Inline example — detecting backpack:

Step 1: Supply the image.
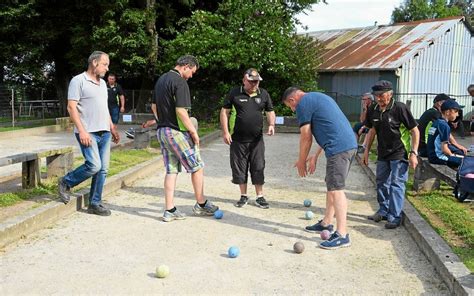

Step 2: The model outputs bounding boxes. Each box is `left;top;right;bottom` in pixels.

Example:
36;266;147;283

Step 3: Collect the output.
454;155;474;202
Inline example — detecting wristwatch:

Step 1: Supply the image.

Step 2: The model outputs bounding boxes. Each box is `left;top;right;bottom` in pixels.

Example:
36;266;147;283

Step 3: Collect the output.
409;150;418;156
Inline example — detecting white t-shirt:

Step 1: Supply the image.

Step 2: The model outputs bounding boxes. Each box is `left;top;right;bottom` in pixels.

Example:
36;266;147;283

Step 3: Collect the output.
68;72;110;133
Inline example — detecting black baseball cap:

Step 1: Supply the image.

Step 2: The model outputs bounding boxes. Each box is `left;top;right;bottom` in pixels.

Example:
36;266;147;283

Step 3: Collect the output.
433;93;450;104
371;80;393;95
244;68;263;81
441;100;461;111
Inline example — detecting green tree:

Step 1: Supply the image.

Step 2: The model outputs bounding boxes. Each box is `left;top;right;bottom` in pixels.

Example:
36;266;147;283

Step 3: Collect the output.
160;0;324;119
392;0;464;23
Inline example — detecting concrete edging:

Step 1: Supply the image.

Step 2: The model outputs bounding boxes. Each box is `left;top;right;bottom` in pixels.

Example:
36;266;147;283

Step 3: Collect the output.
0;130;221;249
355;154;473;295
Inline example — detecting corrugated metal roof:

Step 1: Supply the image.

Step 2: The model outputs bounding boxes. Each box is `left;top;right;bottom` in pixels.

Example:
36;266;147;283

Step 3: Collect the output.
306;16;470;71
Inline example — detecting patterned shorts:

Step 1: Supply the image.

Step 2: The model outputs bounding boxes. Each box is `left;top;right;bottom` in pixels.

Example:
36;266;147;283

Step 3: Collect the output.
157;127;204;174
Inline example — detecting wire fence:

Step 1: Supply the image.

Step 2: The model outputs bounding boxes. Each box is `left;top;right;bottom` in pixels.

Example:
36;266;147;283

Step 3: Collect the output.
1;85;472;127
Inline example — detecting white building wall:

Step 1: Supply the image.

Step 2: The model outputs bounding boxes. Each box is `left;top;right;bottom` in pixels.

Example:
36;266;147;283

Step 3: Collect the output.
398;22;473;119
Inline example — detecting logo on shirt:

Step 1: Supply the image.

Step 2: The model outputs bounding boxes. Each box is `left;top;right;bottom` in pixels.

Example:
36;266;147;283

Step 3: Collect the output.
239;99;248;102
254;97;261;104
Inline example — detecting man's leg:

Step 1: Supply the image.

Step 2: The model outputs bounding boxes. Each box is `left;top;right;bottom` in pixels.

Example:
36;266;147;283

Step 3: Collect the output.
330;190;348;236
385;160;409;228
371;160;391;220
249;139;268;208
164;173;178;210
231;141;250;207
191;168;205;204
89;132;111;206
321;193;336;226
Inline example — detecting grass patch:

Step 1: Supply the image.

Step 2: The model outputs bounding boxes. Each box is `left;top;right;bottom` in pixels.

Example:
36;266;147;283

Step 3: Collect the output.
407;185;474;272
0;119;56;132
0;182;57;207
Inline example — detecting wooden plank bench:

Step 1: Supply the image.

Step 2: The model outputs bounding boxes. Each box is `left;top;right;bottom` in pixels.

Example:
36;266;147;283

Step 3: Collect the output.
0;147;74;189
413;157;457;191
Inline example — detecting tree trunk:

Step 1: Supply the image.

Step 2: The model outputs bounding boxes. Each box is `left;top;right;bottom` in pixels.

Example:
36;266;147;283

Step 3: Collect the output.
135;0;158;112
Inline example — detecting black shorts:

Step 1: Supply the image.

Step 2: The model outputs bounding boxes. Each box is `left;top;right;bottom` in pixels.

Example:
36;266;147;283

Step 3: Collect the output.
230;138;265;185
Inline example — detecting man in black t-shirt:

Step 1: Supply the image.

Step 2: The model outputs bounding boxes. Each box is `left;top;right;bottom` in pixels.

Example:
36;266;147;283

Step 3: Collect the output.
106;73;125;126
417;94;448;157
154;55;218;222
220;68;276;209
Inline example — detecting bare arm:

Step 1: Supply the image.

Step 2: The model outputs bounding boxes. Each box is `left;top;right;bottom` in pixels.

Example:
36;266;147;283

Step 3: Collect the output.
67;100;91;146
119;95;125;113
449;134;467;154
266;111;276;136
176;107;199;145
362;128;376;166
295;124;313;177
220;108;232;144
409;127;419;169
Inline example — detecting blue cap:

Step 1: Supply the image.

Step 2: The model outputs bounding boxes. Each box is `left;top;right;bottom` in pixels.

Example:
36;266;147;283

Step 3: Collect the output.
441;100;461;111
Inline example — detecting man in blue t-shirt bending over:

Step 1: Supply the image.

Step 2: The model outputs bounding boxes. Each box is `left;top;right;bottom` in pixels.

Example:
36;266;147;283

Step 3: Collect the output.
282;87;357;250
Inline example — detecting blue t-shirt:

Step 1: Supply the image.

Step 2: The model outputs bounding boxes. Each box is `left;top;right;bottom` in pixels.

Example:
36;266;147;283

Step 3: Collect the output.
296;92;357;157
427;118;450;162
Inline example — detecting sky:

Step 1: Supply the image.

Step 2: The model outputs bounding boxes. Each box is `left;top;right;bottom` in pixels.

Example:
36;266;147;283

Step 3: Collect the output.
296;0;404;33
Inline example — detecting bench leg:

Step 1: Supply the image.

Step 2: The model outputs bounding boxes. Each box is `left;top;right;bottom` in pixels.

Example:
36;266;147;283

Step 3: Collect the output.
46;152;73;179
22;159;40;189
413;160;440;192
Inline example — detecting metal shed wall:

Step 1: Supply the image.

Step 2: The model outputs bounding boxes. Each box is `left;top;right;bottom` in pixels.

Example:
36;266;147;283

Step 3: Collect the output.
398;21;474;119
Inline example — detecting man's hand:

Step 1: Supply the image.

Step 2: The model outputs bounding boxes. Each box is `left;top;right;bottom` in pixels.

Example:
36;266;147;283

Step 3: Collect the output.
190;131;200;146
362;150;369;166
78;130;92;147
267;125;275;136
222;131;232;145
409;154;418;169
111;128;120;144
306;154;318;174
142;119;156;128
294;159;307;177
120;107;125;113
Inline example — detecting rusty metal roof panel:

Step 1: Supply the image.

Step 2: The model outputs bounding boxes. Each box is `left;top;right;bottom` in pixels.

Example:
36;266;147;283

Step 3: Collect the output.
306;17;467;71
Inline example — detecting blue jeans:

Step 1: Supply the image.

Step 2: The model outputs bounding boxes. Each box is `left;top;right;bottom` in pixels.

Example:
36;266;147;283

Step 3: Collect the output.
375;159;409;225
109;106;119;124
63;131;111;206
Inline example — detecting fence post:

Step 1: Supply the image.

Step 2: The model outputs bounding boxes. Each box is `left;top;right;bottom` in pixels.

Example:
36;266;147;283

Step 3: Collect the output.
425;94;428;111
11;89;15;127
41;88;45;121
132;90;135;115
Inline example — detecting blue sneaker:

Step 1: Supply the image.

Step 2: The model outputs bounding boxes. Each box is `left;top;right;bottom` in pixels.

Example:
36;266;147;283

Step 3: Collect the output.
305;220;334;233
319;231;351;250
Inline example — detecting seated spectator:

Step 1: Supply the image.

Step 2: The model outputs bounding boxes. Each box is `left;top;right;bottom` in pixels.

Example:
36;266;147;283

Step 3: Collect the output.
427;100;467;169
417;94;449;157
468;84;474;136
353;93;374;153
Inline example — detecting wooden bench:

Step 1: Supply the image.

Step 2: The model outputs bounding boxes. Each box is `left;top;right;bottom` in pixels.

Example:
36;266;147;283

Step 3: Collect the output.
413;157;457;191
0;147;74;189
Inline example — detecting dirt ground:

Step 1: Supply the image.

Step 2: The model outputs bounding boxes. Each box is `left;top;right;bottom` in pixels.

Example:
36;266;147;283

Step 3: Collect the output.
0;133;448;295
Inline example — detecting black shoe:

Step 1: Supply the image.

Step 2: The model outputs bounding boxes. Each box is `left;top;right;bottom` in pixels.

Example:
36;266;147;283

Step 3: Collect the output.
58;177;71;204
385;222;400;229
87;204;111;216
125;129;135;139
255;196;269;209
234;196;249;208
305;219;334;233
367;213;387;223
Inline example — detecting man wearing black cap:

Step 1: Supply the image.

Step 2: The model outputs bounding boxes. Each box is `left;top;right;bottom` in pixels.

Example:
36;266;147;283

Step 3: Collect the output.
417;94;449;157
362;80;419;229
426;100;466;169
220;68;276;209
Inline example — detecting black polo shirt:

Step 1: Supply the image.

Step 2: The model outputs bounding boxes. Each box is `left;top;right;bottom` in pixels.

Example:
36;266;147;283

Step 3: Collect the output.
223;86;273;142
107;83;124;108
417;107;441;144
154;69;191;131
366;100;417;161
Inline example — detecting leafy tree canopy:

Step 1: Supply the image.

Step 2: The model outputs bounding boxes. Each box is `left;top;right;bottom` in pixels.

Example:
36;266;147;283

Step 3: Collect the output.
391;0;470;23
160;0;324;117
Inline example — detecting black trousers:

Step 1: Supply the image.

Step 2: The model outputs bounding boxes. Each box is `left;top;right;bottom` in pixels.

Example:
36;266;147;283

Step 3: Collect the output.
230;138;265;185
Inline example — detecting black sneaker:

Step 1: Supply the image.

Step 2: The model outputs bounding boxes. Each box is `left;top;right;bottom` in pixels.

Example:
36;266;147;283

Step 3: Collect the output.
255;196;269;209
234;196;249;208
367;213;387;222
87;204;111;216
125;128;135;139
385;221;400;229
305;219;334;233
58;177;71;204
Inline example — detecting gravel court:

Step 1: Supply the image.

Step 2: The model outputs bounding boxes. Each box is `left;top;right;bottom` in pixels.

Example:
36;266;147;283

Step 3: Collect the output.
0;133;448;294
